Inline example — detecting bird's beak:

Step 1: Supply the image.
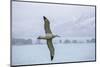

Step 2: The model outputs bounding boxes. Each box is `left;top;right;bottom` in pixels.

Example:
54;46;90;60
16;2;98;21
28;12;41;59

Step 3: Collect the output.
56;35;60;37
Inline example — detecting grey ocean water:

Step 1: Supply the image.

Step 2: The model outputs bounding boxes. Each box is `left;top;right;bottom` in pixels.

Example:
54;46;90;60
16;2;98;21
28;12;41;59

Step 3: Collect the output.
12;42;95;65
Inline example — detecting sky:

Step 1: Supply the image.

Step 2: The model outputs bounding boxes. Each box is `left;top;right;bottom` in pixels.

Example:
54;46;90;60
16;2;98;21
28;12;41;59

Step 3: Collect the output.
12;1;95;39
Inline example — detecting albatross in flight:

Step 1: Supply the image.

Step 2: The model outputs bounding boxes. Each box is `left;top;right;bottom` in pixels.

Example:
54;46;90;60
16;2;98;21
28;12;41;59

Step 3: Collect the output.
37;16;59;61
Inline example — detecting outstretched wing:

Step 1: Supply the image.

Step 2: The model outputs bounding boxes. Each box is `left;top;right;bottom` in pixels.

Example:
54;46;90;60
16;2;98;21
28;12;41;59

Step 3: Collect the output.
43;16;52;34
47;39;55;61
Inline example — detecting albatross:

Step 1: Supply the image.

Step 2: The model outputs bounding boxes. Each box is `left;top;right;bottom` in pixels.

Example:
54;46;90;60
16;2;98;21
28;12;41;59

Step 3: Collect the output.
37;16;59;61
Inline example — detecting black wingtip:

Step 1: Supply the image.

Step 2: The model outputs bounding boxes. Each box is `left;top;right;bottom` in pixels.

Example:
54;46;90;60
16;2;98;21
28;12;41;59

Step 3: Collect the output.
43;16;46;20
51;55;54;61
11;66;18;67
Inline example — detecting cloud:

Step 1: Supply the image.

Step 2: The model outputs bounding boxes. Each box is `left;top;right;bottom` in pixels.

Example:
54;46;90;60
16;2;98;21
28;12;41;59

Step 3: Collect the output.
12;1;95;38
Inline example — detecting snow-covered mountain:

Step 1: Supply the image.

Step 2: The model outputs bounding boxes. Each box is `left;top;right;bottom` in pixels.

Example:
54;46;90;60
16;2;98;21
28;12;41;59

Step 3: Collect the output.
54;16;95;37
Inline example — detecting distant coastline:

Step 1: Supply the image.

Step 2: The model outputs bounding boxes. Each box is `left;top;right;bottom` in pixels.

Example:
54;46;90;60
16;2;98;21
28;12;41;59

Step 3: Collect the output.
12;37;95;45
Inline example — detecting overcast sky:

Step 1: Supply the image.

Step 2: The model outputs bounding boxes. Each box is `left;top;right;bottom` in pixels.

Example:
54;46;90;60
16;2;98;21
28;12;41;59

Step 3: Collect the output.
12;1;95;39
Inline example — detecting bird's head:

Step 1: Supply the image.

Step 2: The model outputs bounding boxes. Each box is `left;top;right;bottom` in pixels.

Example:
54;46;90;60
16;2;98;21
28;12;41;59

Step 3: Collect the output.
53;35;60;38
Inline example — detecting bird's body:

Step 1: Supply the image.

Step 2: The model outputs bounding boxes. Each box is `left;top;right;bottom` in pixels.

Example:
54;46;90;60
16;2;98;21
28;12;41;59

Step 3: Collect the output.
37;16;59;61
38;33;57;39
